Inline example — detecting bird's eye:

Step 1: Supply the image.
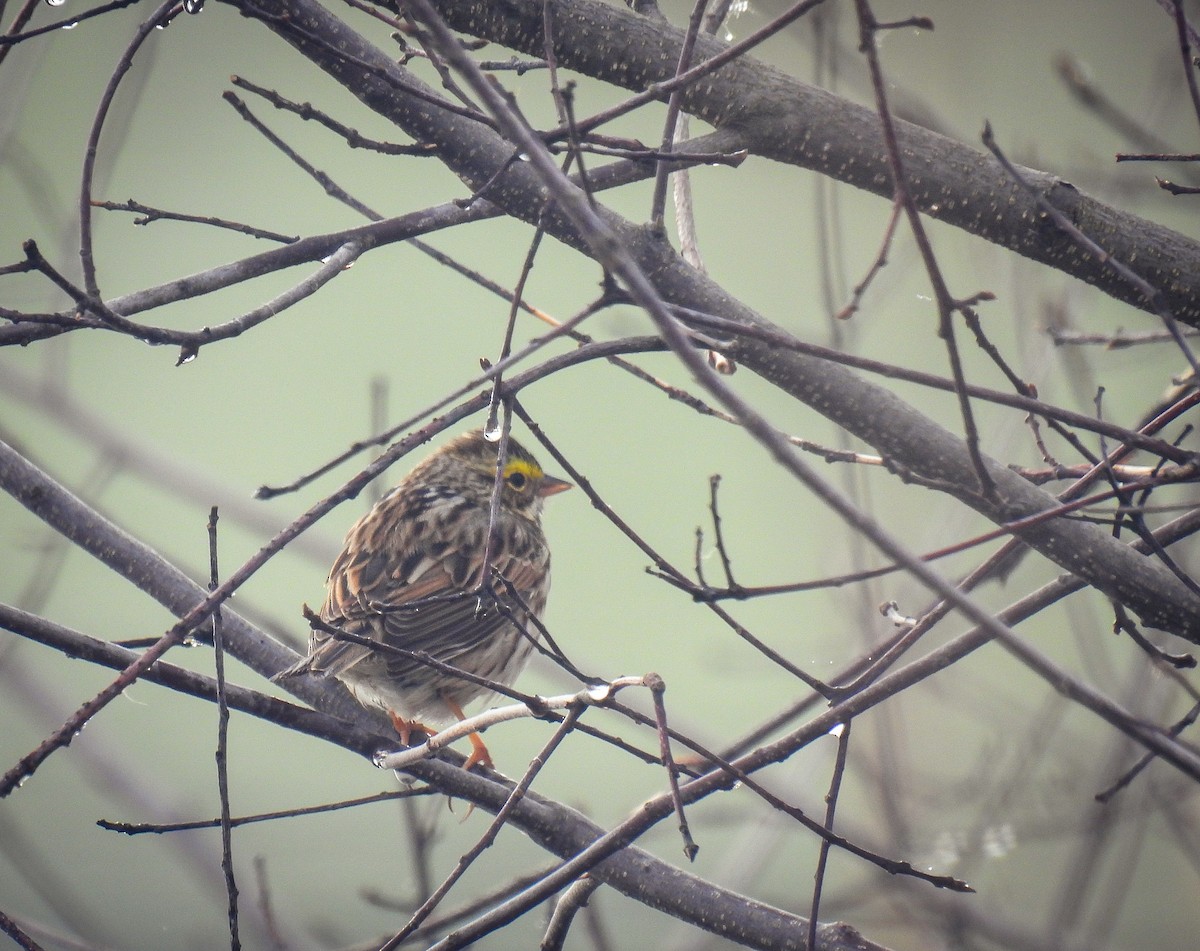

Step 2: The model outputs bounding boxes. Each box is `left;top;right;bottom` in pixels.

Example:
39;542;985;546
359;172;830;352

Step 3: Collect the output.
506;471;528;490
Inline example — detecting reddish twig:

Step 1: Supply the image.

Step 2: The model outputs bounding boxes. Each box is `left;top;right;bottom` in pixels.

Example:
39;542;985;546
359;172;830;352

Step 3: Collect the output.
853;0;995;499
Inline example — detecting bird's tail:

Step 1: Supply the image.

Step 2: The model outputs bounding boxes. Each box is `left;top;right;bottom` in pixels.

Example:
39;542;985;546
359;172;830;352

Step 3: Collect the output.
270;655;317;683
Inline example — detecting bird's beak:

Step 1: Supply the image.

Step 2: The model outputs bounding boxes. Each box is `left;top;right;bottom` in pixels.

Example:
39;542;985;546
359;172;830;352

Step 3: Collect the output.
538;475;573;498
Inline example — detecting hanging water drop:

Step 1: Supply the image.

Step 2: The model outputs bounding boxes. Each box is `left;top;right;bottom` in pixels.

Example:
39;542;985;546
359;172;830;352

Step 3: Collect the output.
371;749;393;768
482;418;502;442
61;19;78;28
45;0;67;7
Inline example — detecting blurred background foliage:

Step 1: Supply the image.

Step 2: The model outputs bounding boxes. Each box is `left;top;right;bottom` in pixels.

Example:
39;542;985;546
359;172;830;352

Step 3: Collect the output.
1;1;1198;949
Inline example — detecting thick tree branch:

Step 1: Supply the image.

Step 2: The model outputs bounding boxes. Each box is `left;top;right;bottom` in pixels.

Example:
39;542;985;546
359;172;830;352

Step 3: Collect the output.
231;0;1200;642
0;443;888;951
417;0;1200;326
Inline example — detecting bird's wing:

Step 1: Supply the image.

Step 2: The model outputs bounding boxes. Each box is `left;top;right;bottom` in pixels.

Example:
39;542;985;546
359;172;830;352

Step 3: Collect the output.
282;537;545;683
376;549;547;683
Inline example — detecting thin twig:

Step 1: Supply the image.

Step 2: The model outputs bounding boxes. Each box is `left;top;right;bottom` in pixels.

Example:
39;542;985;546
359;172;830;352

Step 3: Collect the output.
1155;177;1200;195
835;197;902;320
808;720;852;951
365;865;561;942
540;0;831;143
647;673;698;861
673;306;1192;462
0;409;508;797
1096;699;1200;803
0;0;41;70
91;198;300;243
556;84;604;216
222;91;382;220
707;473;739;591
540;0;570;126
552;140;746;165
485;215;549;434
255;336;666;499
1111;605;1196;670
379;703;587;949
1050;326;1200;347
477;55;548;73
648;0;708;231
79;0;180;297
477;405;516;614
374;681;645;771
18;237;365;363
982;122;1200;378
207;508;241;951
513;404;832;694
1168;0;1200;135
97;788;435;834
489;572;596;685
230;74;437;154
1115;152;1200;162
854;0;995;499
396;6;484;113
0;0;142;45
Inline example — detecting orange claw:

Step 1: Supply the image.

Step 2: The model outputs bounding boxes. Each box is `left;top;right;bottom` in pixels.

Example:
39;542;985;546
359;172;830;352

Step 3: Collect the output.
444;696;493;771
389;702;493;770
462;731;494;771
388;711;432;748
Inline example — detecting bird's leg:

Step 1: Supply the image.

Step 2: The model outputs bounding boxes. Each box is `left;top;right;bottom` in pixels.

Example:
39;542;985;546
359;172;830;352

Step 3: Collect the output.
388;711;432;748
442;695;493;771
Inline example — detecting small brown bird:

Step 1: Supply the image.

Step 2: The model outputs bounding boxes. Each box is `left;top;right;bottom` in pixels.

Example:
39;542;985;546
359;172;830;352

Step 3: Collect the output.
274;429;571;768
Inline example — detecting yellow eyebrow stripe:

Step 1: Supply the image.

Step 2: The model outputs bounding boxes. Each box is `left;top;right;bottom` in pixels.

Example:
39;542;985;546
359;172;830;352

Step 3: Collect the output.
503;459;543;480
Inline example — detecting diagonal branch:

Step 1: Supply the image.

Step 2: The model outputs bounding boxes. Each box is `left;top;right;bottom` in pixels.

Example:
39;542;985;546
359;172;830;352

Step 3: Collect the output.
0;451;889;951
234;0;1200;643
417;0;1200;327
